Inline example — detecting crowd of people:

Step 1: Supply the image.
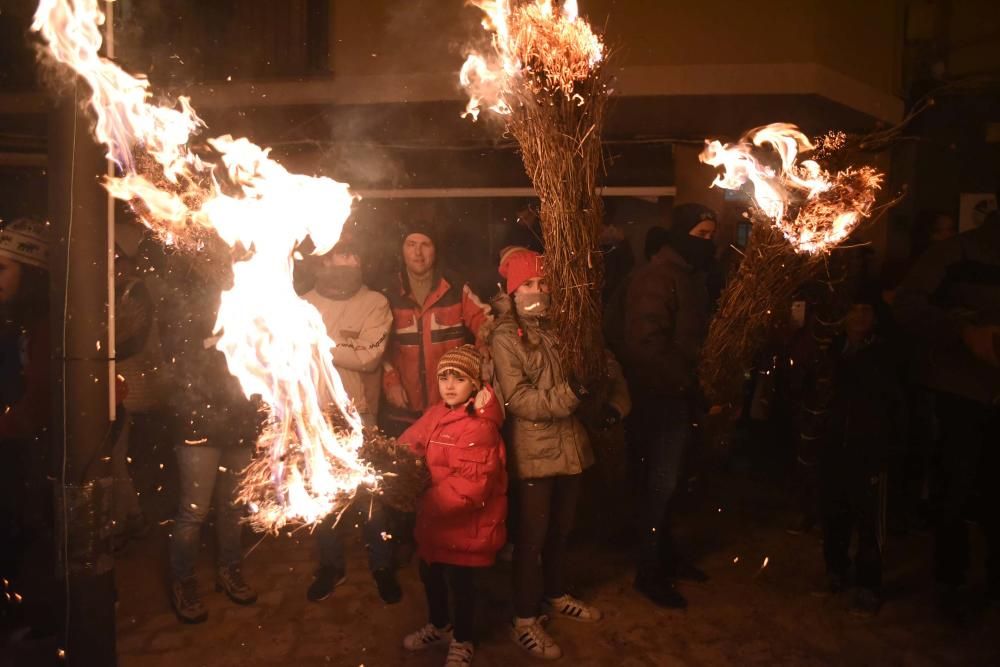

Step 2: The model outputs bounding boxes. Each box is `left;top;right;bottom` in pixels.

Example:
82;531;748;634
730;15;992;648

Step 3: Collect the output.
0;188;997;665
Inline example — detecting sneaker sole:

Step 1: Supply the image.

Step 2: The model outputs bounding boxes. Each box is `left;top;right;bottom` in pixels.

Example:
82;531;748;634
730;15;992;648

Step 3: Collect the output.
403;639;451;652
172;603;207;624
509;630;562;660
215;583;258;605
307;576;347;602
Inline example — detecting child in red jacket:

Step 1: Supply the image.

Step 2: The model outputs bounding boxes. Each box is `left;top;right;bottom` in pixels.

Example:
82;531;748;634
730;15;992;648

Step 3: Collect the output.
399;344;507;667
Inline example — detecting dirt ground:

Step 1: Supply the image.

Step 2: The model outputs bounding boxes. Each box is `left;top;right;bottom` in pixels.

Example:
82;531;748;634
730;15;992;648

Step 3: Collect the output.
106;445;999;667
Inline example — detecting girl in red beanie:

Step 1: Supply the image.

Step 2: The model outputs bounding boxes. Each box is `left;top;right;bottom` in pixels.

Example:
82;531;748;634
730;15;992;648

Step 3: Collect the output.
399;345;507;667
489;246;631;660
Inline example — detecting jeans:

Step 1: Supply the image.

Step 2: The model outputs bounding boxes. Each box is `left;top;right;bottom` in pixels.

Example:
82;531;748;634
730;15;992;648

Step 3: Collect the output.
512;474;582;618
420;560;479;643
635;397;693;573
169;445;252;580
316;489;394;573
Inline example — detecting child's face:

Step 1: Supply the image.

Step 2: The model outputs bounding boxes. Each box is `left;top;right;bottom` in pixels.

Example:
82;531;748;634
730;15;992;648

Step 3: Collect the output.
845;303;875;339
438;370;475;407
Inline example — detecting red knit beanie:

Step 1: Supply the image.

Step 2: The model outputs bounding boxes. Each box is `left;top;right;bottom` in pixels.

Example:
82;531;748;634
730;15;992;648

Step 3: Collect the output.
498;246;544;295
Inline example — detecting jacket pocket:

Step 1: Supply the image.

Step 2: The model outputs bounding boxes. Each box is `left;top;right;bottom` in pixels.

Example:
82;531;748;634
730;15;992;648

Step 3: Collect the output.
455;446;490;487
515;419;562;460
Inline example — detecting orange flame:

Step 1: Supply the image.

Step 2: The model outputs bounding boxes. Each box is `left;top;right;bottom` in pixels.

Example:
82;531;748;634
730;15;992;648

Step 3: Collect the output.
700;123;883;254
33;0;375;530
460;0;604;120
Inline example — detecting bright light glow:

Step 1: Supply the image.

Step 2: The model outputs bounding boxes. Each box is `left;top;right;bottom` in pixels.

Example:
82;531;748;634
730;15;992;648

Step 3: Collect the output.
33;0;375;531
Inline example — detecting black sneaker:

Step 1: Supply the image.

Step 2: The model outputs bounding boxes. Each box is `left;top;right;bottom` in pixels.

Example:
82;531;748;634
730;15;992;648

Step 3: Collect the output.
171;577;208;624
850;588;882;617
987;580;999;606
373;568;402;604
307;565;346;602
634;572;687;609
670;561;709;583
216;564;257;605
812;572;848;597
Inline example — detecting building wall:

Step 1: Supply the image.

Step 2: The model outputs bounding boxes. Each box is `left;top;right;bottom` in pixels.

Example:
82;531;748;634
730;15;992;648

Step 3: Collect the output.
328;0;903;99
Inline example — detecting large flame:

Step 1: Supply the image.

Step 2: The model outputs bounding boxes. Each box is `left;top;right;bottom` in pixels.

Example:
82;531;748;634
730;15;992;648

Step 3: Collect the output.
700;123;883;254
460;0;604;120
33;0;375;530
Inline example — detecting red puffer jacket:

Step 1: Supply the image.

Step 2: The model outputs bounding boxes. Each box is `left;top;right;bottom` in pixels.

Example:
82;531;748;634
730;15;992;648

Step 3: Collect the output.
400;385;507;567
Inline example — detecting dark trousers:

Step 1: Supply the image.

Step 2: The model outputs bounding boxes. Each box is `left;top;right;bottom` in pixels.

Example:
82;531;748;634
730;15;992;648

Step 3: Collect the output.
633;398;693;574
316;489;394;573
420;560;479;643
820;456;885;591
513;474;582;618
933;393;1000;588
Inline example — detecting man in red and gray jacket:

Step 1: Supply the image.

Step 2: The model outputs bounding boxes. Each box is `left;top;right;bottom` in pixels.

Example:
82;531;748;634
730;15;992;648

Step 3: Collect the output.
381;221;492;433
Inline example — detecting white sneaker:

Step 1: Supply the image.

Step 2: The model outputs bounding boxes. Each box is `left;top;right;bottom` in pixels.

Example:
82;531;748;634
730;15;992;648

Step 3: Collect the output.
444;640;474;666
545;594;602;622
510;616;561;660
403;623;453;651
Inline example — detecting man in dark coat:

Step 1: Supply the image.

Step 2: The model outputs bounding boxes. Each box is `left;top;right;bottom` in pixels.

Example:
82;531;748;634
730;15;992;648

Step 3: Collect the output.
622;203;717;609
893;197;1000;611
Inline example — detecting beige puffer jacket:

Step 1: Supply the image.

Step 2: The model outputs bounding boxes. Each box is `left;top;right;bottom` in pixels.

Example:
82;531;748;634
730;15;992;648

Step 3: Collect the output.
488;309;631;480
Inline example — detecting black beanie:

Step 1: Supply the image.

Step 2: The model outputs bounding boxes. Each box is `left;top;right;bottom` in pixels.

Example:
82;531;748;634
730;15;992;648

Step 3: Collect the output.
670;203;718;236
644;225;670;260
400;220;440;249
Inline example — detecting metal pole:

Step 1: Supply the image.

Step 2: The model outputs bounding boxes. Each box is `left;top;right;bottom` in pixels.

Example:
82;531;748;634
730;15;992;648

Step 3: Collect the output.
48;81;117;666
106;0;117;421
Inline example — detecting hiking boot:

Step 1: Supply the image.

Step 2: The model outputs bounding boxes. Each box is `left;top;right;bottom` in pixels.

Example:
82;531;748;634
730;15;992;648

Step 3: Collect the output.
812;572;848;598
850;588;882;617
171;577;208;624
510;616;561;660
669;561;709;583
445;640;474;666
215;564;257;605
306;565;346;602
403;623;453;651
373;567;402;604
634;571;688;609
126;513;150;539
544;593;602;622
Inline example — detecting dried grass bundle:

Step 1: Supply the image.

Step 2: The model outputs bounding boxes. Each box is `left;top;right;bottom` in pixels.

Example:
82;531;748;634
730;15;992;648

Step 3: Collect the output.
357;432;430;513
462;0;610;382
698;128;886;407
698;215;820;406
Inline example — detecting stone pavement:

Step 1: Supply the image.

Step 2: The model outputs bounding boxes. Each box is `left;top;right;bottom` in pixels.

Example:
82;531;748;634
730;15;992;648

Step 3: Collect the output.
113;471;1000;667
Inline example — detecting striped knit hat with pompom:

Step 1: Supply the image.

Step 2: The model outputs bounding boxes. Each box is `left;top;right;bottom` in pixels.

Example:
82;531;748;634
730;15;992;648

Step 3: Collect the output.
436;344;483;390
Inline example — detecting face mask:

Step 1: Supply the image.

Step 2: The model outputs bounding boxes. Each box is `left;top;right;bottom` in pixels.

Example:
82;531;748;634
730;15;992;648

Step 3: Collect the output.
672;234;716;271
316;265;363;298
515;291;550;318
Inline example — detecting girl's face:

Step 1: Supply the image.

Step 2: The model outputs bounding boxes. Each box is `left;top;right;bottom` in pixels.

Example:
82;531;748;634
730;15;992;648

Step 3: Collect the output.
515;276;549;295
438;370;475;407
0;257;23;305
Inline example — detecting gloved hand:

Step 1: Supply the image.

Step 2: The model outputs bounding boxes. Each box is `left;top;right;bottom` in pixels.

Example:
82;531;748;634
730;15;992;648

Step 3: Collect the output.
568;374;590;401
599;403;622;429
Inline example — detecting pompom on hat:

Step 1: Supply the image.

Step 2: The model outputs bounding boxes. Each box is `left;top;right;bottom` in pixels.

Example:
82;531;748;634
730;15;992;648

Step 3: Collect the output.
0;218;50;271
498;245;544;295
